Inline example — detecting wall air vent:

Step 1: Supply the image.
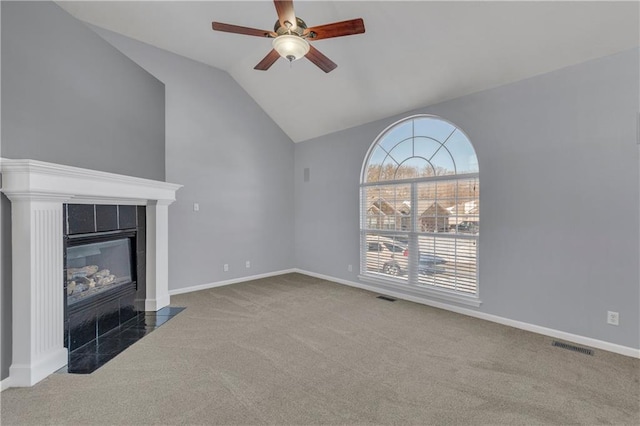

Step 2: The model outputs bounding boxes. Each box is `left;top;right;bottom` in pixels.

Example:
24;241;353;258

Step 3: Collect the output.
376;295;396;302
552;340;594;356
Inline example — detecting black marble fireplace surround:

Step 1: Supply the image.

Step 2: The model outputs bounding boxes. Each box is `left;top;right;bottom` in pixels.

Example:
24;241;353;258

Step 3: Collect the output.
64;204;147;367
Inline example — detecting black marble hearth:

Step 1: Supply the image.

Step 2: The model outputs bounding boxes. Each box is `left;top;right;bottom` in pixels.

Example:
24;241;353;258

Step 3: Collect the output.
65;306;185;374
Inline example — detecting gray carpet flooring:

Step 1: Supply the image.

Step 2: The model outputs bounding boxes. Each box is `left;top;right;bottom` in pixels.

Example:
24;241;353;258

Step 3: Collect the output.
1;273;639;425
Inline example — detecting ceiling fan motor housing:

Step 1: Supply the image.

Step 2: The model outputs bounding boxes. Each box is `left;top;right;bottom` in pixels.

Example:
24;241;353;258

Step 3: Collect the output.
274;17;307;36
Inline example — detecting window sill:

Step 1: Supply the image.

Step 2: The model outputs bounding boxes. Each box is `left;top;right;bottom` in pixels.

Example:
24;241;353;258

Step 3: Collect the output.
358;274;482;308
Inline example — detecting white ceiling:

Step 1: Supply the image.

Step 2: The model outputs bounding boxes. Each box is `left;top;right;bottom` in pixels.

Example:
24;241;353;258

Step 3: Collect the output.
56;1;639;143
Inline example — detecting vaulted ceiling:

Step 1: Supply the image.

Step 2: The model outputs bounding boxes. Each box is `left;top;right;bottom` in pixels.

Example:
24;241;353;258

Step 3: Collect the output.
57;1;639;143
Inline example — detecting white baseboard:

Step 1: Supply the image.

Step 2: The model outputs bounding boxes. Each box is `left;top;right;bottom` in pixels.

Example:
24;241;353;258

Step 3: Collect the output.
293;269;640;359
1;376;12;392
168;269;297;296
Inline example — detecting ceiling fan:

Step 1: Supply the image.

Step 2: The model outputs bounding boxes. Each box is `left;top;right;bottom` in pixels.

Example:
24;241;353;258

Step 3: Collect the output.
212;0;365;73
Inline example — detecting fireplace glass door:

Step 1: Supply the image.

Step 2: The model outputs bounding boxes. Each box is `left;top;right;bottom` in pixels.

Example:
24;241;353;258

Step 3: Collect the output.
66;237;134;305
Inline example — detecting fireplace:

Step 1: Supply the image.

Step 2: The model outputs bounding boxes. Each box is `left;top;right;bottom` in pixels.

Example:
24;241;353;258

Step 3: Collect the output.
63;204;146;352
0;158;181;388
66;236;135;306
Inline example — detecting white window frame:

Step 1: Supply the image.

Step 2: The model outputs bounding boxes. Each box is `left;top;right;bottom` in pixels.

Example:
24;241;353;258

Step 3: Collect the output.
358;114;481;306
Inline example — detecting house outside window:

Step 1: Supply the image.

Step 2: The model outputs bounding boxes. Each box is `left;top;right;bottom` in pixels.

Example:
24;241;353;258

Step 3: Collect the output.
360;115;479;302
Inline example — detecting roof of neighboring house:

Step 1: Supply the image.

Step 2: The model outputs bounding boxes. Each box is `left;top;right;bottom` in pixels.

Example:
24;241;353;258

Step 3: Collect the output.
369;198;409;216
420;202;450;217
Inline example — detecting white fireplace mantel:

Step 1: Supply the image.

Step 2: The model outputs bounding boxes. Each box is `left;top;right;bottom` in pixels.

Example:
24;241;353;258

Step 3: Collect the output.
0;158;182;387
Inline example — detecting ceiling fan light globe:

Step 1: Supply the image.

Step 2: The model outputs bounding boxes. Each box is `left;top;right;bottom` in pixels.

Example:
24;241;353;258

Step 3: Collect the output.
272;35;310;62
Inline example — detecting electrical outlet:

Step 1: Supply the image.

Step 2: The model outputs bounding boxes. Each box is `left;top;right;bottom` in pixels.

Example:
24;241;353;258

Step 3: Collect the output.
193;203;199;212
245;261;250;269
223;264;229;272
347;264;353;272
607;311;619;326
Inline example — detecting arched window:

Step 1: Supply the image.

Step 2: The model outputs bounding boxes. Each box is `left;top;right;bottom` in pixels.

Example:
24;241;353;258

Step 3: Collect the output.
360;115;479;300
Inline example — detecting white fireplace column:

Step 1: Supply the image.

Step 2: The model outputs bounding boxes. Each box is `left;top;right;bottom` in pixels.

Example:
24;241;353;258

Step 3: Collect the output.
8;195;69;386
145;200;171;311
0;158;181;388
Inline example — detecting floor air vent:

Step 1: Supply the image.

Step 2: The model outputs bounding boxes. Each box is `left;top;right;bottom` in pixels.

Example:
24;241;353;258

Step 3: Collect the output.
377;295;396;302
552;340;594;356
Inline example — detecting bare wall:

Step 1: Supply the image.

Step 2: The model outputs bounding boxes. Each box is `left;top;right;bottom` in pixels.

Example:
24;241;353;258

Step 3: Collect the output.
91;26;296;292
294;48;640;350
0;1;166;380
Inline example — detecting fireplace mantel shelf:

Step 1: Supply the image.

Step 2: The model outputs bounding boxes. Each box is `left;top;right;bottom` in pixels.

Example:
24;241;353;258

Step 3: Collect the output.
0;158;182;389
1;158;182;204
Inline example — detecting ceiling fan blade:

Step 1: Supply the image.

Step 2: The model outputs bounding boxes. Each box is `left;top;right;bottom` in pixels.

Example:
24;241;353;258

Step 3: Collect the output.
305;45;337;73
304;18;365;40
274;0;296;29
254;49;281;71
212;22;276;38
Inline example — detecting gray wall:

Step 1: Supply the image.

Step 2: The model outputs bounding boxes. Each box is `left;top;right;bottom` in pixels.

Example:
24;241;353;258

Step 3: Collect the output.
294;48;640;350
1;1;166;380
91;27;295;291
1;2;165;179
0;0;5;384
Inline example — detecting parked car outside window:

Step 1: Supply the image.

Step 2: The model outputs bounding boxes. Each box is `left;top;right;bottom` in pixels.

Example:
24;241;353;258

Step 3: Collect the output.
366;236;445;276
452;221;479;233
